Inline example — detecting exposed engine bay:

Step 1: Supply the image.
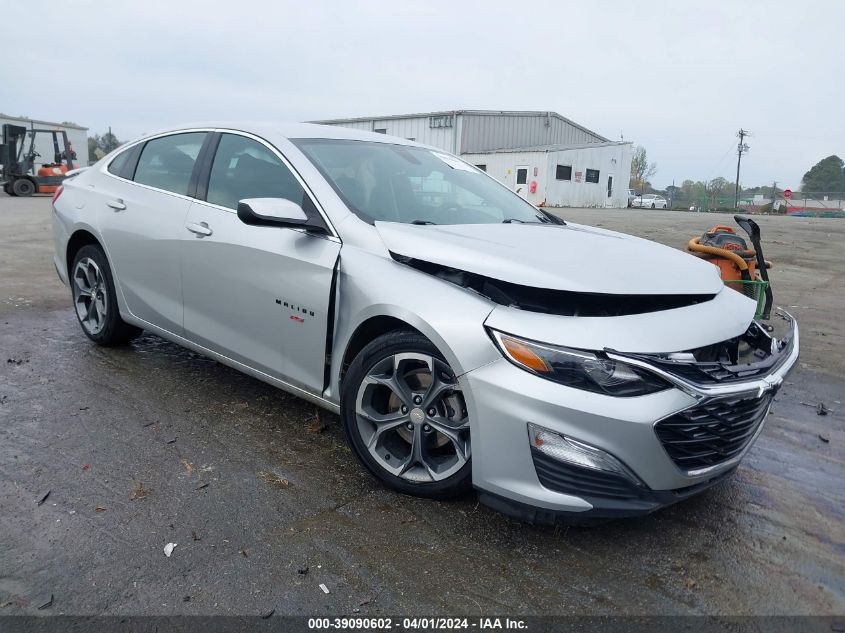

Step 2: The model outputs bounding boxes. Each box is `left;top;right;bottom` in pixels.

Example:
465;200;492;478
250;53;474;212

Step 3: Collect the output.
611;315;797;385
393;254;716;317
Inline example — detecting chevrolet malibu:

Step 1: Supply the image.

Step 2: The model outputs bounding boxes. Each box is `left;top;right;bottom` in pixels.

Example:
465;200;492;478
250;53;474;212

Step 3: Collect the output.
52;124;799;523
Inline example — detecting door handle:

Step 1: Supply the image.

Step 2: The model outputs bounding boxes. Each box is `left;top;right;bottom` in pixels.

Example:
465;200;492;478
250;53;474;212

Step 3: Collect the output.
186;221;213;237
107;199;126;211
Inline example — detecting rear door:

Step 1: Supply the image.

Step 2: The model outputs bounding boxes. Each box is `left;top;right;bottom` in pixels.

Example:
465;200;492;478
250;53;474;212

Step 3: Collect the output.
181;131;340;393
97;131;208;334
514;165;529;199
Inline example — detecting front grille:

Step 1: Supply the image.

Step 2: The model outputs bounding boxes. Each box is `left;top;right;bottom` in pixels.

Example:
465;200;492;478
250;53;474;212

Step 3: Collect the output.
655;393;773;471
531;449;641;500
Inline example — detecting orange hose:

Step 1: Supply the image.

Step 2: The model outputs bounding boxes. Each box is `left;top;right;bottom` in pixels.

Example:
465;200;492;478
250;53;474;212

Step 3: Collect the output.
687;237;750;271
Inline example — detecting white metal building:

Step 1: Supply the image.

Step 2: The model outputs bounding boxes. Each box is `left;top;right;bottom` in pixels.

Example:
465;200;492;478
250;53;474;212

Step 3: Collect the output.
0;114;88;168
313;110;632;208
463;142;632;208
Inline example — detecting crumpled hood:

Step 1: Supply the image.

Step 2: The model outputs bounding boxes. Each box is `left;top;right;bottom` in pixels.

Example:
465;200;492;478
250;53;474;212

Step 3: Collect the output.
375;221;724;295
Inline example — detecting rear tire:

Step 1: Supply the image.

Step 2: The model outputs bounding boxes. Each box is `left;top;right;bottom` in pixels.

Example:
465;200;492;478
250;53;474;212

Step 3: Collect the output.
12;178;35;197
70;245;142;346
341;330;472;499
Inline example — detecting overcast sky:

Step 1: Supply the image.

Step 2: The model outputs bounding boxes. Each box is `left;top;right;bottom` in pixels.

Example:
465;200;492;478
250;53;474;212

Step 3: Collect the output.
3;0;842;188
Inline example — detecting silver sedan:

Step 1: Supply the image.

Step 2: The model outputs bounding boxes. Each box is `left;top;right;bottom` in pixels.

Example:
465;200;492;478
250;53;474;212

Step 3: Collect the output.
632;193;669;209
52;124;798;523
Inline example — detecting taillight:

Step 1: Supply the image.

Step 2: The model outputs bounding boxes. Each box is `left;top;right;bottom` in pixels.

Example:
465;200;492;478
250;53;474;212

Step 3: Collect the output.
52;185;64;204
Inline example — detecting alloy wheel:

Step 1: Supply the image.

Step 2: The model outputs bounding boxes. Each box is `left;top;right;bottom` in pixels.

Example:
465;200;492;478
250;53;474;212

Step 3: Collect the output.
355;352;470;483
73;257;108;335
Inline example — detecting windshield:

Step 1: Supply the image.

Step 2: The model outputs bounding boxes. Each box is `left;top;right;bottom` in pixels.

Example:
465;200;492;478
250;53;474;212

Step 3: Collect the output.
293;139;560;225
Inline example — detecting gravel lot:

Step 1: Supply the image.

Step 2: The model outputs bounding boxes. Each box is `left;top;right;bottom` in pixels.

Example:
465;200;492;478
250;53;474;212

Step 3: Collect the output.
1;195;843;616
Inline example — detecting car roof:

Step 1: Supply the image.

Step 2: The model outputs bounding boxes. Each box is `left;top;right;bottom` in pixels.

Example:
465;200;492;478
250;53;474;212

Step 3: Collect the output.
135;122;421;147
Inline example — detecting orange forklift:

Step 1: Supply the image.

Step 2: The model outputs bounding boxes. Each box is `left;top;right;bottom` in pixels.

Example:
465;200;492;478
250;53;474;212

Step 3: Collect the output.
0;123;77;196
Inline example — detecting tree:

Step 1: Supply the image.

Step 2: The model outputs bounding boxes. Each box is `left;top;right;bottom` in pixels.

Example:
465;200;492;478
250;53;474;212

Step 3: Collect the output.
801;155;845;194
629;145;657;190
87;131;122;162
705;177;729;208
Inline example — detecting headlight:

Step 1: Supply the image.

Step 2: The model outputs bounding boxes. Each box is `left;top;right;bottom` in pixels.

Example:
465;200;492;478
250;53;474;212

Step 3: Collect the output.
489;330;670;397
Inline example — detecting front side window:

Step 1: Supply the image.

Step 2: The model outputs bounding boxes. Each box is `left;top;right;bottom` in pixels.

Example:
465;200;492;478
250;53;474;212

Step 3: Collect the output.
585;168;600;183
133;133;206;195
294;139;559;225
206;134;307;210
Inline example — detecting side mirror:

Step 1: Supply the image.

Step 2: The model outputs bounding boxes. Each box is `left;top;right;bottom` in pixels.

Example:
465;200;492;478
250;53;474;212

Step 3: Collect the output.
237;198;316;230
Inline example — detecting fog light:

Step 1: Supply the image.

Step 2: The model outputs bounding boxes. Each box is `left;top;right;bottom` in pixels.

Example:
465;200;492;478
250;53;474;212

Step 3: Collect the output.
528;423;642;484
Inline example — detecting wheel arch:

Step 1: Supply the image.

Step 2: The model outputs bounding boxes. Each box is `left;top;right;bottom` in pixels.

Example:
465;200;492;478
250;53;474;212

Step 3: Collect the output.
339;315;423;385
66;229;103;275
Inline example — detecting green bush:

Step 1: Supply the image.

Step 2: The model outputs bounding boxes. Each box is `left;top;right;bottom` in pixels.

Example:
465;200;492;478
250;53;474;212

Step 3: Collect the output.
759;202;786;214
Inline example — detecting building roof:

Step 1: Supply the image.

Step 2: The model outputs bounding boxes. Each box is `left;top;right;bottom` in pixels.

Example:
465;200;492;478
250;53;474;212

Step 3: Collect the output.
111;122;425;145
0;113;88;131
311;109;610;143
462;140;631;154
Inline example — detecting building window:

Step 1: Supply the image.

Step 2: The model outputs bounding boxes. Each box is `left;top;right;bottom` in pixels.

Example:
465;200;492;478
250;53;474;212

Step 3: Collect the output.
555;164;572;181
516;167;528;185
429;115;453;128
585;168;600;183
374;128;387;134
474;164;487;172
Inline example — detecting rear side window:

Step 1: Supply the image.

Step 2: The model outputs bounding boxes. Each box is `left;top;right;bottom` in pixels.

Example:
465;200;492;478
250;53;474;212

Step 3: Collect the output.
206;134;307;210
134;133;206;195
107;149;131;176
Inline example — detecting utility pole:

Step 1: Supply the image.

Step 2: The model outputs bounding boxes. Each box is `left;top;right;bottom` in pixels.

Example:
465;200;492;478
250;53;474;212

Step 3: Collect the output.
735;129;750;208
771;181;777;209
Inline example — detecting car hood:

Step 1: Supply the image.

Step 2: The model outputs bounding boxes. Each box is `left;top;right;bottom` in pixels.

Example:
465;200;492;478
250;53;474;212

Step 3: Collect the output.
374;221;724;296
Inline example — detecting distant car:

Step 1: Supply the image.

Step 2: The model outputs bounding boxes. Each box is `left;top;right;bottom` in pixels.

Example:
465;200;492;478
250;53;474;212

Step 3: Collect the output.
627;189;637;208
632;194;668;209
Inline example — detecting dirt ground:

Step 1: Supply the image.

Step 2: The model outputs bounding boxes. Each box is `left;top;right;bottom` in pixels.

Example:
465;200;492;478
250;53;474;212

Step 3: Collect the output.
1;195;843;617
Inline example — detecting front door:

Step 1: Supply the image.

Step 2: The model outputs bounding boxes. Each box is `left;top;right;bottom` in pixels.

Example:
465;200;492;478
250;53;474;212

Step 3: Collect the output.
97;131;208;334
514;165;529;199
181;132;340;393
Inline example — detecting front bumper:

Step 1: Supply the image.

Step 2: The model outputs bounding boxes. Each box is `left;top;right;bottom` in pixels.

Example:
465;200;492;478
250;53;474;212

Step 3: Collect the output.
462;315;799;522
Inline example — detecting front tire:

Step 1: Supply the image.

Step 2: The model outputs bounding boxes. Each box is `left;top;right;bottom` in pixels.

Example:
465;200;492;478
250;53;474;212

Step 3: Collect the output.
71;245;142;346
12;178;35;197
341;330;472;499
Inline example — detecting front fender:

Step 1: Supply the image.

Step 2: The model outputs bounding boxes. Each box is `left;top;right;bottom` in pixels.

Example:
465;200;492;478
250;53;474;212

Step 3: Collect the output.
329;246;500;403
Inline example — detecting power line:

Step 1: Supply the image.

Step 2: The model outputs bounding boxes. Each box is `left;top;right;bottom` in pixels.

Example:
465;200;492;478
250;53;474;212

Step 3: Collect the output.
705;140;739;180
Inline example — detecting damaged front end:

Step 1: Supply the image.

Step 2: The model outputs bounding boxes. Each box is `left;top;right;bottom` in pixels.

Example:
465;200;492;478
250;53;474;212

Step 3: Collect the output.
606;313;799;476
606;312;798;397
393;254;717;317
